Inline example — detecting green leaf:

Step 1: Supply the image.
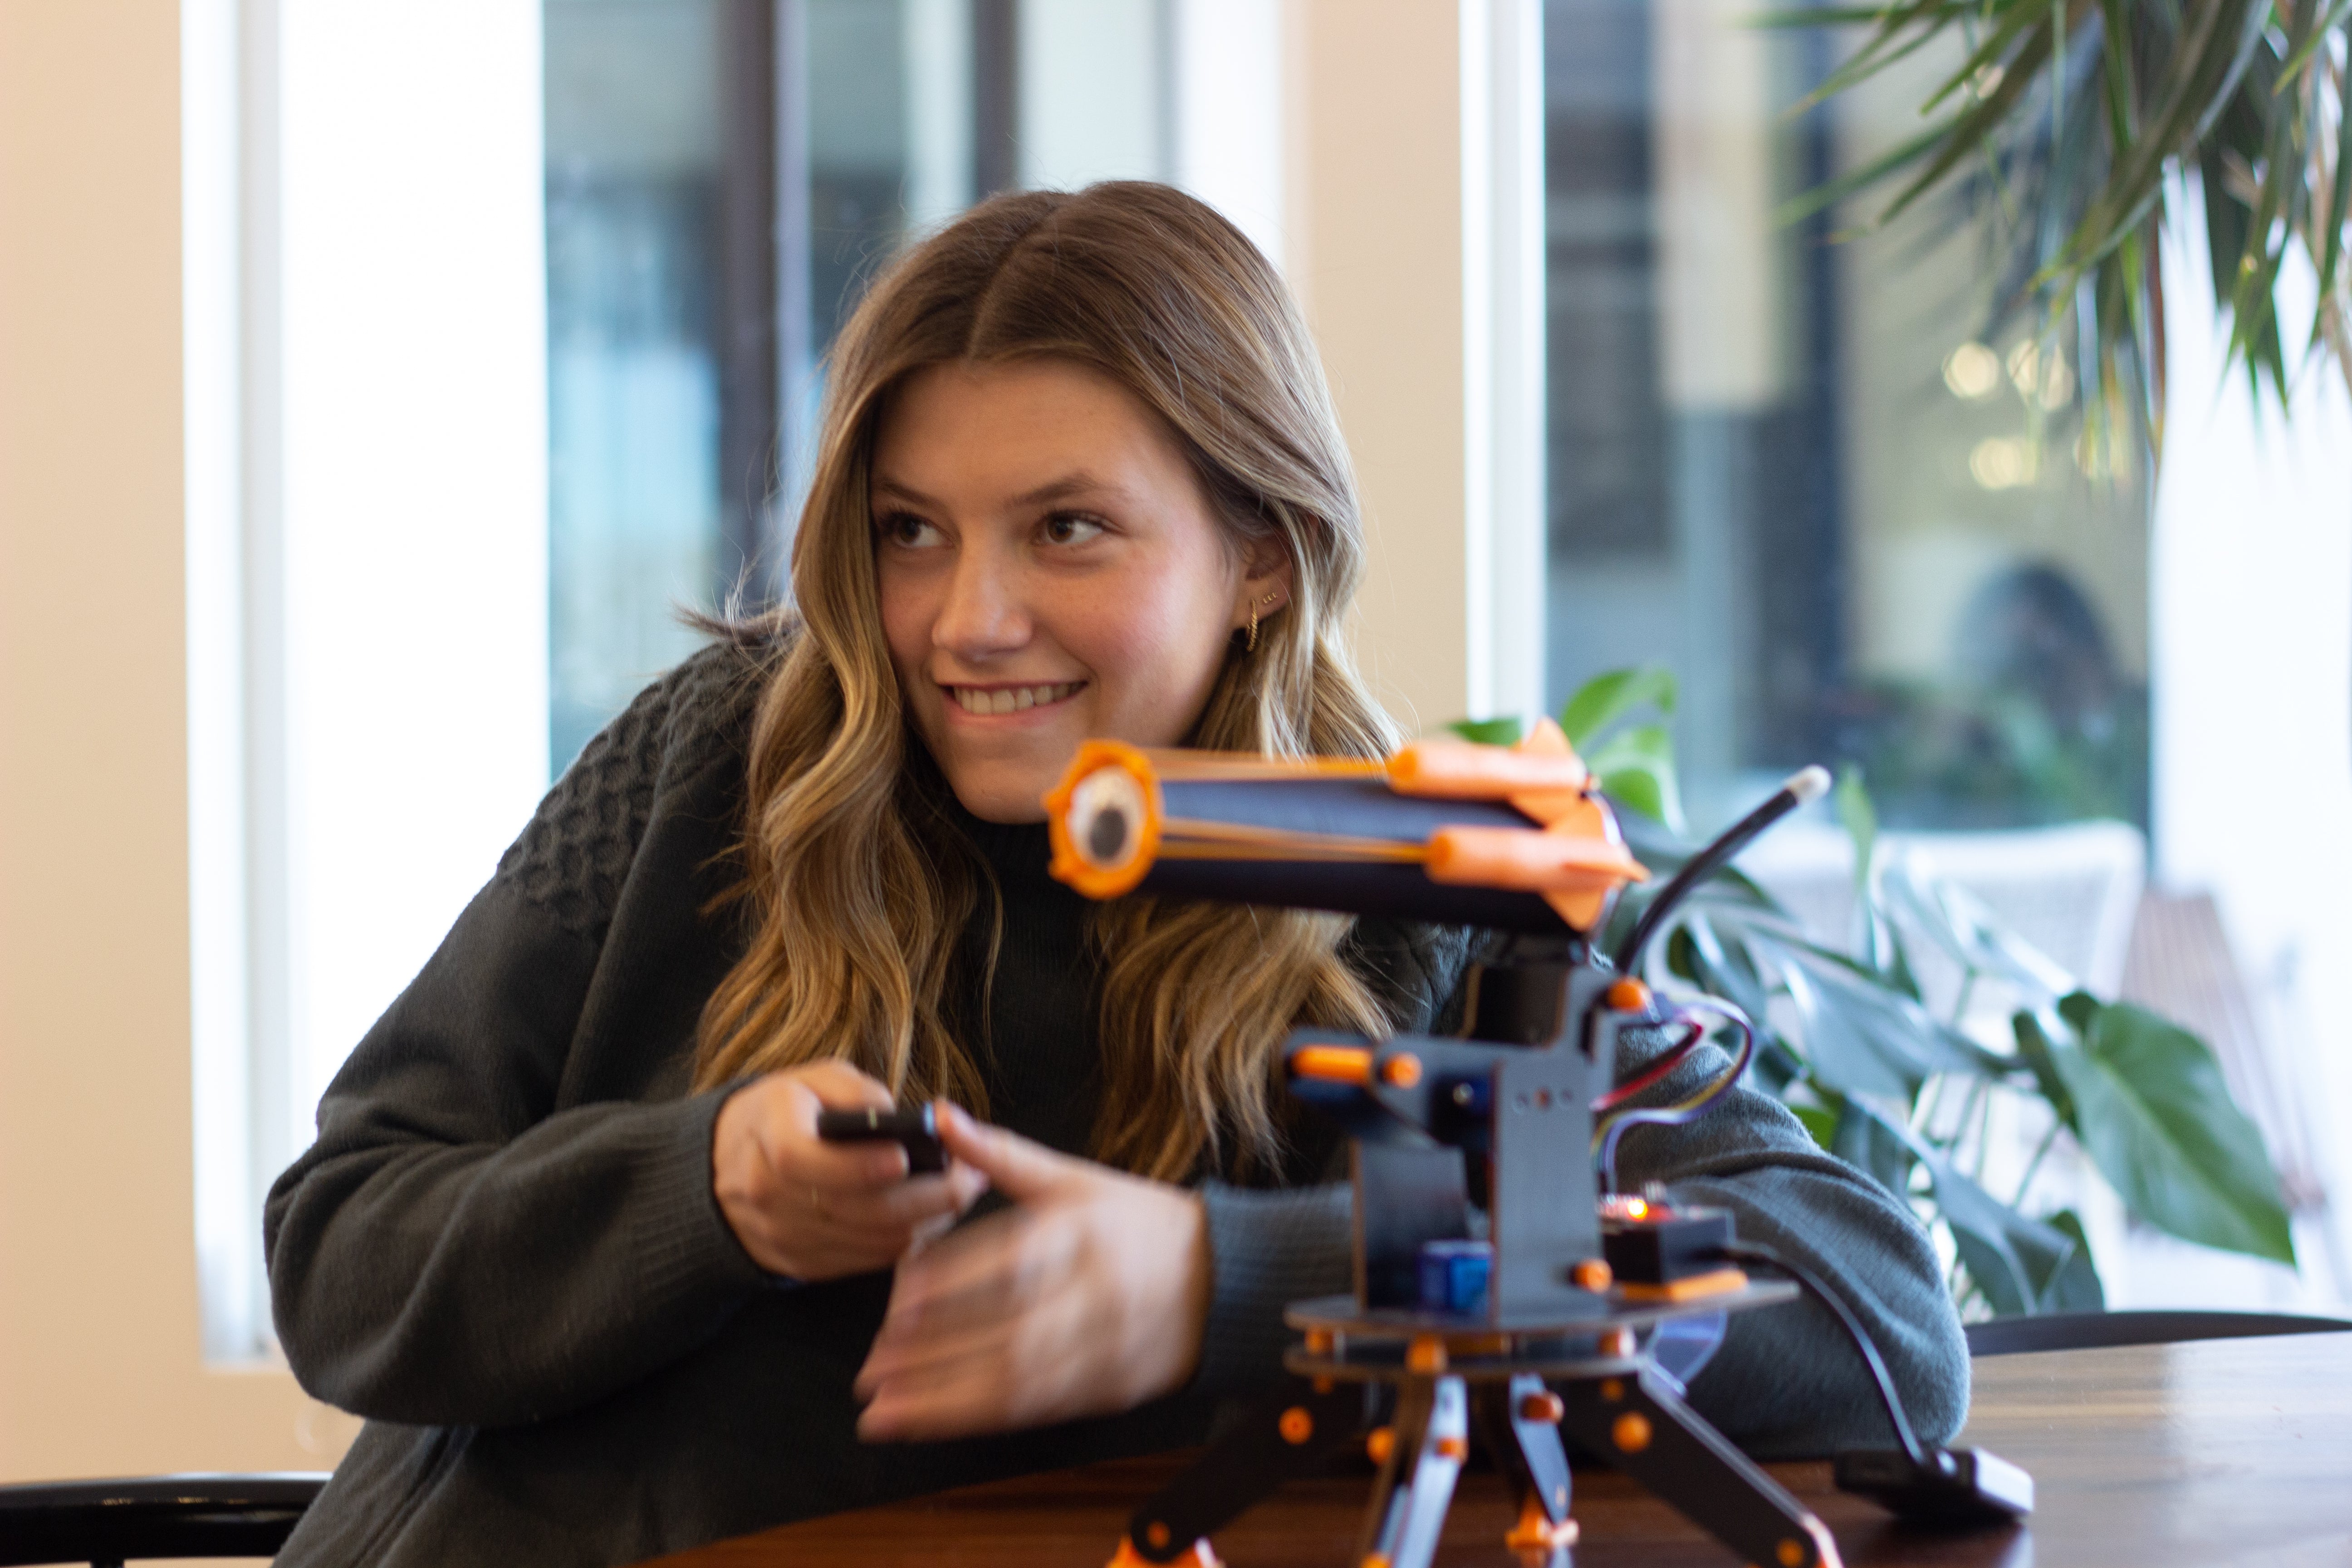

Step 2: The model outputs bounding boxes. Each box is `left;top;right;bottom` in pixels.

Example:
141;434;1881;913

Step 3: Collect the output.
1446;716;1524;746
1673;915;1775;1024
1587;723;1687;834
1877;859;2073;1004
1559;665;1677;751
2037;1208;2107;1312
1845;1097;2101;1316
2011;1008;2080;1131
1770;936;2011;1079
1834;764;1877;902
1830;1094;1919;1196
1791;1102;1840;1153
1769;944;1924;1099
2045;995;2297;1264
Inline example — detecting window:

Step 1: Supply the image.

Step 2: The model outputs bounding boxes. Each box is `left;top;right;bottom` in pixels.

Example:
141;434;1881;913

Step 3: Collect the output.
544;0;1194;773
193;0;1279;1360
1541;0;2151;831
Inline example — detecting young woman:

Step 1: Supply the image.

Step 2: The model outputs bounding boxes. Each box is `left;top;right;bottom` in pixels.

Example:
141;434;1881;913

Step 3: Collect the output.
265;182;1966;1568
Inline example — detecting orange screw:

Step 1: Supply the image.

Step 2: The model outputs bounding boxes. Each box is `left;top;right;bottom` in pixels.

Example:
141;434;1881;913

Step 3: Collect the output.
1406;1334;1448;1374
1305;1328;1334;1355
1612;1411;1653;1453
1145;1521;1171;1549
1435;1435;1469;1460
1602;1327;1637;1358
1570;1258;1613;1291
1598;1377;1624;1402
1278;1406;1314;1445
1518;1390;1565;1423
1777;1539;1808;1567
1367;1426;1396;1465
1606;977;1652;1012
1381;1052;1424;1088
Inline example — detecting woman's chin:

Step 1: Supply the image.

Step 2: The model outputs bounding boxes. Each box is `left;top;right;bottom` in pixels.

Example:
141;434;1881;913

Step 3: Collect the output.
943;764;1061;825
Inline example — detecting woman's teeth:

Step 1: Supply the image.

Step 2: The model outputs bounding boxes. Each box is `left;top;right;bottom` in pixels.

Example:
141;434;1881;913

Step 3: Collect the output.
951;681;1083;715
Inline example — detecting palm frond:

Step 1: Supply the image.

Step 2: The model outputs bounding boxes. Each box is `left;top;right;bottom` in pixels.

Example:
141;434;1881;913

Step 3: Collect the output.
1785;0;2352;454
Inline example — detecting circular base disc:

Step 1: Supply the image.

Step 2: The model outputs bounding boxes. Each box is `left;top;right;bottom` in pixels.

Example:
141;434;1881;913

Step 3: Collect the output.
1282;1279;1794;1340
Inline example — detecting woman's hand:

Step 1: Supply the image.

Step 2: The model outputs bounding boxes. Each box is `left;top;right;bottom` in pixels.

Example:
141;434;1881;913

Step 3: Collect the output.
712;1062;986;1281
853;1104;1211;1441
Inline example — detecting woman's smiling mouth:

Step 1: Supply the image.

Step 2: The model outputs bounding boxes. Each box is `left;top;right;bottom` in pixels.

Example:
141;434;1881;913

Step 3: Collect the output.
946;681;1087;716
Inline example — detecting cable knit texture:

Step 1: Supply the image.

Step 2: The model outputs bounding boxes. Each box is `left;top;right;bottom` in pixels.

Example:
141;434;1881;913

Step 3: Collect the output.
495;643;761;940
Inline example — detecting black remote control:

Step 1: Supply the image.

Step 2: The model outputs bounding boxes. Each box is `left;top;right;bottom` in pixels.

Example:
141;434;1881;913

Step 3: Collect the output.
815;1105;946;1174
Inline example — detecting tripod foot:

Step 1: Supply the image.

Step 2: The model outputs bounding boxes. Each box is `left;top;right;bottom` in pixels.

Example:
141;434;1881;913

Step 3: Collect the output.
1504;1491;1580;1554
1121;1374;1370;1563
1557;1367;1843;1568
1107;1534;1221;1568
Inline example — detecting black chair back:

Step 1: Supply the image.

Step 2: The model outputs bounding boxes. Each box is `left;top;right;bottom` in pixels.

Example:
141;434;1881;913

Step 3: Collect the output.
1965;1309;2352;1357
0;1473;327;1567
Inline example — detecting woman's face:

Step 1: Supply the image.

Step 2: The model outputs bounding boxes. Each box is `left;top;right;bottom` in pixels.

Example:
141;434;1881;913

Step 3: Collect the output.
872;358;1287;823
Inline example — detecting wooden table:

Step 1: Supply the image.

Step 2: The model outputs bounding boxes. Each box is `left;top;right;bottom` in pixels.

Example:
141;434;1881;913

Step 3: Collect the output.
651;1332;2352;1567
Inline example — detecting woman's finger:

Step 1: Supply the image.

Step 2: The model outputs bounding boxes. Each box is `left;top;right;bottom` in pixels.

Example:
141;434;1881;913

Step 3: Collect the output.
934;1104;1077;1202
861;1284;1091;1440
877;1207;1062;1340
791;1059;897;1112
781;1135;909;1191
827;1169;979;1231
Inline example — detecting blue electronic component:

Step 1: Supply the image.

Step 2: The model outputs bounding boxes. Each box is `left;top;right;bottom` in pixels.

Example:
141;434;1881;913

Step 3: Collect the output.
1416;1239;1494;1315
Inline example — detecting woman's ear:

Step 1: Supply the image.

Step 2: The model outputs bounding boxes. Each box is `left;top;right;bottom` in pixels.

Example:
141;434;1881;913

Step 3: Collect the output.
1232;544;1297;631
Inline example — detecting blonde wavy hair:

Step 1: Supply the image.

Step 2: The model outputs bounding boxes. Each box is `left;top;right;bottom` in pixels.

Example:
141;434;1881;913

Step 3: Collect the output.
694;181;1414;1181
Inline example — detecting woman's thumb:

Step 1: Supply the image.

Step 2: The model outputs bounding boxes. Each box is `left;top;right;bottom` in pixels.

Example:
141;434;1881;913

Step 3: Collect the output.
936;1102;1069;1201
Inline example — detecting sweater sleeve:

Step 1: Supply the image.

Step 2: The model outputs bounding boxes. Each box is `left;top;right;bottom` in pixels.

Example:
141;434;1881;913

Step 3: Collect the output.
263;647;773;1429
1604;1025;1971;1456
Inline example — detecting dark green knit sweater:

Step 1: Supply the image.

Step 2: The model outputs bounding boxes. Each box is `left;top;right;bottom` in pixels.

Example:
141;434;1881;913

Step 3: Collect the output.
263;641;1966;1568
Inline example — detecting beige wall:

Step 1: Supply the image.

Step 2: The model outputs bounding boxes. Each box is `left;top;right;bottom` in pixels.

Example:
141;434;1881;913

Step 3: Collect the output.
0;0;330;1484
0;0;1480;1491
1289;0;1473;736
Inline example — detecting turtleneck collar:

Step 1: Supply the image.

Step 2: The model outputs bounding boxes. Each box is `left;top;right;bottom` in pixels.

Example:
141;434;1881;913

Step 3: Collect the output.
946;799;1061;891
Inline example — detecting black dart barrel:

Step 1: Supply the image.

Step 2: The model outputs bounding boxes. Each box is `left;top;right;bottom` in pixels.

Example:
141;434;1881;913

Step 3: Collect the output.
1140;777;1571;933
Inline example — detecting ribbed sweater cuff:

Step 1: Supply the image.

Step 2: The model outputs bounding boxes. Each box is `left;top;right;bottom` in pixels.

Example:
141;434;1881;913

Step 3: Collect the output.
1195;1181;1353;1395
627;1087;769;1320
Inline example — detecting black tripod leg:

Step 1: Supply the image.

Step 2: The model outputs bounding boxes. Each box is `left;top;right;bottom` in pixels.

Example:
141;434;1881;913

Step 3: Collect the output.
1352;1375;1469;1568
1474;1374;1578;1563
1115;1375;1375;1565
1556;1367;1843;1568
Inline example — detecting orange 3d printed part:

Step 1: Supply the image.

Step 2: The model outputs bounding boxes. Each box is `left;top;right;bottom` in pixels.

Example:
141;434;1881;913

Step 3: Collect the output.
1041;721;1646;934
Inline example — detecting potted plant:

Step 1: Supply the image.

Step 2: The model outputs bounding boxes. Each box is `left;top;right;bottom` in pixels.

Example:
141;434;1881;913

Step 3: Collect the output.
1460;667;2296;1314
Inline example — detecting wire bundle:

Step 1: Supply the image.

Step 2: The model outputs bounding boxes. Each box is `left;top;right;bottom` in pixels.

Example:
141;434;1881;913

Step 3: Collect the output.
1591;997;1757;1193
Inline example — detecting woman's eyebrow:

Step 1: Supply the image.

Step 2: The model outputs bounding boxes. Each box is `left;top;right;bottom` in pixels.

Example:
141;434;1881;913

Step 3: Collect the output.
1009;472;1122;507
870;476;940;509
871;471;1131;510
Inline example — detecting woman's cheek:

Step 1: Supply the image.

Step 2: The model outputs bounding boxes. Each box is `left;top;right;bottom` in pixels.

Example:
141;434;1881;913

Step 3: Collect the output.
1070;594;1230;743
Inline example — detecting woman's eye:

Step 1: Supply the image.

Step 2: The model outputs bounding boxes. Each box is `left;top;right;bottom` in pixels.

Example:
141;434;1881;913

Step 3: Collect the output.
878;512;945;549
1040;512;1107;547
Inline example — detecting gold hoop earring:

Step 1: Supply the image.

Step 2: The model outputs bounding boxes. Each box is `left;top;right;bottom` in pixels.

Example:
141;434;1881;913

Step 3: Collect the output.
1246;590;1282;654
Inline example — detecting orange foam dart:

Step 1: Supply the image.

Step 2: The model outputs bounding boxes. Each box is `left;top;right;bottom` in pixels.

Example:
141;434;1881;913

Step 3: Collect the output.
1387;717;1589;801
1423;827;1643;890
1423;823;1647;932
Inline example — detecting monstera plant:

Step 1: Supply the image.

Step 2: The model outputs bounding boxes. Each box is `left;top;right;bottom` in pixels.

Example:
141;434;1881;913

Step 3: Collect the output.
1458;668;2297;1317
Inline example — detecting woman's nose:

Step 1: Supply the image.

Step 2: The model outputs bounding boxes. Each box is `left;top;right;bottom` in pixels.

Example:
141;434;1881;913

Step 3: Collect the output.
932;548;1030;658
